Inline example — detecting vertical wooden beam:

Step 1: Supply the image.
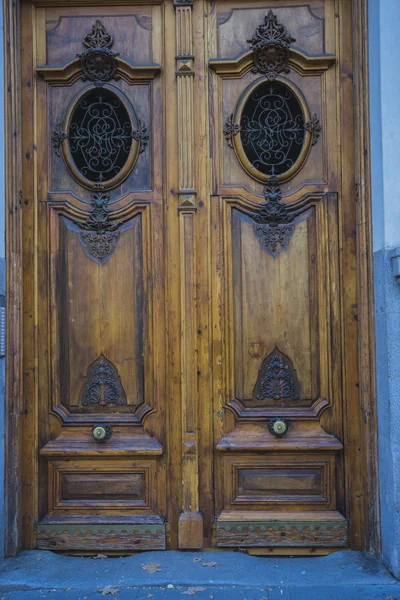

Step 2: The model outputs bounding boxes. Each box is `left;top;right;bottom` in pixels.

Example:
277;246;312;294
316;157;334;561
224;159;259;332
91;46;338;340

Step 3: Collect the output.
3;0;23;556
353;0;380;553
174;0;203;549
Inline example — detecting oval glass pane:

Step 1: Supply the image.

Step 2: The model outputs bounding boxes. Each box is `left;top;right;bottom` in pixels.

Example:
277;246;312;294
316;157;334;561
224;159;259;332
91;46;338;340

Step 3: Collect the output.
240;81;305;177
68;88;133;184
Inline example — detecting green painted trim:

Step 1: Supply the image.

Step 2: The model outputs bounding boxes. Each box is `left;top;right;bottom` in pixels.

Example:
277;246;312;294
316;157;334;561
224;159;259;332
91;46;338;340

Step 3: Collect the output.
217;521;348;533
37;524;166;536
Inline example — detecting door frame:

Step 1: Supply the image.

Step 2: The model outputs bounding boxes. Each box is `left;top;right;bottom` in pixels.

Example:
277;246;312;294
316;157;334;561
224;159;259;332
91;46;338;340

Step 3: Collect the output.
3;0;379;555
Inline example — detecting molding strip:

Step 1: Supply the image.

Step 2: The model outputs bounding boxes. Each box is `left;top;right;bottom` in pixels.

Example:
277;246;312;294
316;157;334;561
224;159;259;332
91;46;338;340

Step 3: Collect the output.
175;0;203;549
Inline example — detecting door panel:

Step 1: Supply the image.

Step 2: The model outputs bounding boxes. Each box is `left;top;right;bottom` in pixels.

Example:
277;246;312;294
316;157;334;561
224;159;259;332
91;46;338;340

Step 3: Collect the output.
24;3;167;550
208;0;351;548
20;0;360;552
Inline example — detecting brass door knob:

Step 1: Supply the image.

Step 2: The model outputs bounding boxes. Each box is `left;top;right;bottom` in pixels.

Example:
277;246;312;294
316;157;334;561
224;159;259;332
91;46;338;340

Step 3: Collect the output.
268;418;289;437
92;424;112;443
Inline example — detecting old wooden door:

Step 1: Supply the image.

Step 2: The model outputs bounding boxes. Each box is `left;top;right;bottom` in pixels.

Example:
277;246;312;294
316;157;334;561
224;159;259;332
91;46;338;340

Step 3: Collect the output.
21;0;362;552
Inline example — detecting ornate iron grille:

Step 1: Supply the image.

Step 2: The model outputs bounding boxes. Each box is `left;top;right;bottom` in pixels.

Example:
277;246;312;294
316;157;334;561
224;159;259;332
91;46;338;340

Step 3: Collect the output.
68;88;133;183
240;81;305;177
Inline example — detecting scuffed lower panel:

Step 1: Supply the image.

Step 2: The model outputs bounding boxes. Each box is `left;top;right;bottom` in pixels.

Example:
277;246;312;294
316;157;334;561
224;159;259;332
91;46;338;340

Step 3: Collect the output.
37;521;166;551
216;519;348;548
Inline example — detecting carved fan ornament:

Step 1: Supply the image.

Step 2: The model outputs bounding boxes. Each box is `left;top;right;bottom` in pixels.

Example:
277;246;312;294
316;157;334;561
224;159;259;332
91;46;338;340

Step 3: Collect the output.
254;347;300;401
248;10;296;80
252;176;295;257
79;354;127;407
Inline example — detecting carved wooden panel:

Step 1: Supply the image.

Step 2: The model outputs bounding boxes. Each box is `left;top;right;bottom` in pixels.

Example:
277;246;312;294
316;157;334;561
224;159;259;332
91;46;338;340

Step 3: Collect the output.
208;0;353;551
223;454;335;510
49;210;146;420
226;193;338;417
215;5;326;59
49;460;157;513
61;473;145;503
29;3;167;550
209;3;333;196
45;9;154;66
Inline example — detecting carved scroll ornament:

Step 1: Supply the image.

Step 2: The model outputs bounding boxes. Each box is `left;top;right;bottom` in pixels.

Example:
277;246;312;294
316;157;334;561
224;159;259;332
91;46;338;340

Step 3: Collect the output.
252;176;295;257
247;10;296;80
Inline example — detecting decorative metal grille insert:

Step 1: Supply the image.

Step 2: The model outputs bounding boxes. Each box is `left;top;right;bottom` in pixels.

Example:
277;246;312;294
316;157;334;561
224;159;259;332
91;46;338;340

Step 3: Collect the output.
68;88;133;184
240;81;305;177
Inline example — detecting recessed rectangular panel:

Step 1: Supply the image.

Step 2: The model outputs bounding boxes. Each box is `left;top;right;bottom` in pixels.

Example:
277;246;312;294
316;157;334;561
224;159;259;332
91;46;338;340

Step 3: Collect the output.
231;208;318;406
61;472;145;503
223;454;335;511
45;9;154;65
49;459;156;513
237;467;323;501
216;3;325;58
57;213;145;414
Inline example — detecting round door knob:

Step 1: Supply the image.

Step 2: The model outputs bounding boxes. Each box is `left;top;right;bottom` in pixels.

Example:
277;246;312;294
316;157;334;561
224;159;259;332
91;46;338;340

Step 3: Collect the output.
268;418;289;437
92;424;112;443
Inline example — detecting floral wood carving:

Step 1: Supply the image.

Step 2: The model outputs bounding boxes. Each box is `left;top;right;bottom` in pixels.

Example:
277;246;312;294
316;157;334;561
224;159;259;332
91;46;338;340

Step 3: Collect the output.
75;189;124;264
254;347;300;401
247;10;296;80
52;123;68;157
224;114;241;148
80;354;127;407
78;20;120;87
252;176;295;257
304;113;321;146
132;118;150;154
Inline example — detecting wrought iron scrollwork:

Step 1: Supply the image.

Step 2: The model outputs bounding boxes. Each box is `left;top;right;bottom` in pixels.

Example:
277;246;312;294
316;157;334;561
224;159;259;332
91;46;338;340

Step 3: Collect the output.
68;89;133;183
252;176;295;257
80;354;127;407
254;347;300;401
53;88;149;184
239;82;305;177
248;10;296;80
78;20;120;87
75;188;124;264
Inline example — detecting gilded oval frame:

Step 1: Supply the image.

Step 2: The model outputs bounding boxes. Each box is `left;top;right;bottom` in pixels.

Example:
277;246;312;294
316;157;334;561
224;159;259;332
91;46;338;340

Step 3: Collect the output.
61;84;141;191
232;76;313;184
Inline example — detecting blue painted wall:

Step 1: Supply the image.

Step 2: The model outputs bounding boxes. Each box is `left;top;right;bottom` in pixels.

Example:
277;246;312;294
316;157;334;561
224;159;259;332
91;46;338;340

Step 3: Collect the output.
369;0;400;579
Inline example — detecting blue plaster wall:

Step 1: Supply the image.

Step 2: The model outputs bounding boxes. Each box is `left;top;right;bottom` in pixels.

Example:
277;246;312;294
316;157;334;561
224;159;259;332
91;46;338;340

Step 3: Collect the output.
369;0;400;579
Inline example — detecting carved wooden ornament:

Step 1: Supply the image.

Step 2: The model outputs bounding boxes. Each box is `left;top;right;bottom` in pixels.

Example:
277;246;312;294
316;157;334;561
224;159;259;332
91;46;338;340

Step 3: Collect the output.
78;20;120;87
75;189;124;264
253;347;300;401
253;176;295;257
79;354;127;407
248;10;296;80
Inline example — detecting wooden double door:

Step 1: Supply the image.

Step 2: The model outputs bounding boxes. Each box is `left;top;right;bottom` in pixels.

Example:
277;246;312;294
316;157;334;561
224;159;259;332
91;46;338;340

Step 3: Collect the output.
21;0;362;552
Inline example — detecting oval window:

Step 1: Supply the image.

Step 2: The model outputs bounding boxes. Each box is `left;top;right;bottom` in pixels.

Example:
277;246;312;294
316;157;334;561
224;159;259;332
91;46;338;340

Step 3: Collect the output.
233;79;311;183
67;88;134;186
